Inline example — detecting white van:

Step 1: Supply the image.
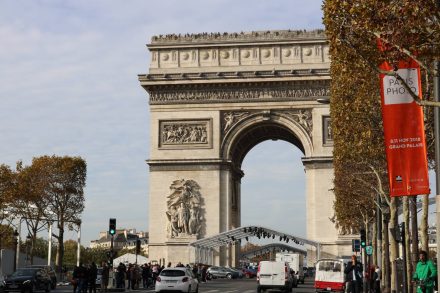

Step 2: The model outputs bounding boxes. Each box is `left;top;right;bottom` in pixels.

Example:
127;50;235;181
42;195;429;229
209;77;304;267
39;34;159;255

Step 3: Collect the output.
257;261;293;293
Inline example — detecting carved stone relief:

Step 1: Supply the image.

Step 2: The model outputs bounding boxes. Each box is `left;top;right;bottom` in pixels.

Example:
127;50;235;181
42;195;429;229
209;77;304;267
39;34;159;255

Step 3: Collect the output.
149;82;330;105
221;111;251;135
159;119;211;149
220;109;313;142
166;179;204;239
283;109;313;139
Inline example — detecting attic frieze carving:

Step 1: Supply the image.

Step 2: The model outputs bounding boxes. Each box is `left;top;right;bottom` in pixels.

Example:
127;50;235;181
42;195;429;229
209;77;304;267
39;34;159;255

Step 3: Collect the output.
148;82;330;105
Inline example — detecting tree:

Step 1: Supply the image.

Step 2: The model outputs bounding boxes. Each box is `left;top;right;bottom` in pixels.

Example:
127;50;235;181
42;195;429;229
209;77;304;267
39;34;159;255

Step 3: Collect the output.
31;156;87;274
0;164;15;248
323;1;439;291
63;239;79;267
10;161;51;264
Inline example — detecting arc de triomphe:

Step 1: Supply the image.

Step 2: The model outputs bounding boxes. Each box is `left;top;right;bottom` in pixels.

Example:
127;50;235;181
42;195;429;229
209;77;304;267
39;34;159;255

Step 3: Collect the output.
139;30;352;266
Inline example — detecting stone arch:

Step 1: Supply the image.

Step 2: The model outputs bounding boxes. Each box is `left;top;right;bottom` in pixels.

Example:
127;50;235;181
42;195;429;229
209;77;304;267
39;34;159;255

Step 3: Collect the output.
140;29;354;267
221;111;313;165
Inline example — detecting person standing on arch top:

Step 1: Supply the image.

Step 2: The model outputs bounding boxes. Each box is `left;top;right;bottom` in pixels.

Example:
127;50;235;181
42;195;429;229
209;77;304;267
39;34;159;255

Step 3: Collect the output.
413;250;437;293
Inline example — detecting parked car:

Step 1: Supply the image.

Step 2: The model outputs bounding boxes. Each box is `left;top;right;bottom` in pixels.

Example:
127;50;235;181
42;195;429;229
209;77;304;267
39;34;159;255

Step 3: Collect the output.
155;267;199;293
206;266;235;279
257;261;293;293
2;267;52;293
224;268;240;279
243;268;257;278
26;266;57;290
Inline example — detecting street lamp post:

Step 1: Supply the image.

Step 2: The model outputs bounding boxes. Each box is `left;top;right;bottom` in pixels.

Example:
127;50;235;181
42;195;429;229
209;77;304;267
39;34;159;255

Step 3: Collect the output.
77;223;81;267
13;230;19;272
25;235;31;265
47;221;53;266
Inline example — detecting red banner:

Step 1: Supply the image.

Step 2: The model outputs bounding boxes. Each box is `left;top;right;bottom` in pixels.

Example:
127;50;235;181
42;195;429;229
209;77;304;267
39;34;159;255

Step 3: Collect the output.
379;57;429;196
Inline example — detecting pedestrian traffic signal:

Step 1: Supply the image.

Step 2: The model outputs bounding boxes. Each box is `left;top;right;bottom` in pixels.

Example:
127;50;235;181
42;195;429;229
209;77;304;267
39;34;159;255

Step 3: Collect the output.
109;218;116;235
360;229;366;247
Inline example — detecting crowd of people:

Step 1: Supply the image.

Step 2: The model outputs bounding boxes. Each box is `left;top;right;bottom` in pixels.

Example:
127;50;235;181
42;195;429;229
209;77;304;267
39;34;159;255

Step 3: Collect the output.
71;262;101;293
70;261;213;293
344;250;437;293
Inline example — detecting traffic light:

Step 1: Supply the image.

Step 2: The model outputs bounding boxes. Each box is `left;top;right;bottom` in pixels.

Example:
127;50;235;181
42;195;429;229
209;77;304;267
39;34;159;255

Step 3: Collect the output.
360;229;366;248
109;218;116;236
136;239;141;254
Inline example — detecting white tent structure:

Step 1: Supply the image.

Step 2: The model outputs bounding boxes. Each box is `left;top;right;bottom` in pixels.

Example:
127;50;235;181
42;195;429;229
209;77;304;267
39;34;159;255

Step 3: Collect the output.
112;253;149;267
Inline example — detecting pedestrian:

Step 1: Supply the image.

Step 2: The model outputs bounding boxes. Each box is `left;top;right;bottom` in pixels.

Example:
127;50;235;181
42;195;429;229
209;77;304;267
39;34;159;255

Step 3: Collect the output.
82;264;90;293
201;265;207;283
152;264;159;286
192;264;198;280
126;264;133;290
413;250;437;293
88;262;98;293
197;264;202;282
72;265;79;293
101;263;109;293
344;255;362;293
132;265;140;290
76;263;87;293
373;265;381;293
117;262;126;289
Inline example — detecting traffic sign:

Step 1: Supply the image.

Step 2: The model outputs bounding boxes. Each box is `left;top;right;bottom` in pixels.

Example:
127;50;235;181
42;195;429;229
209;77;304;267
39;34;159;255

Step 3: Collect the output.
352;239;360;252
366;245;373;255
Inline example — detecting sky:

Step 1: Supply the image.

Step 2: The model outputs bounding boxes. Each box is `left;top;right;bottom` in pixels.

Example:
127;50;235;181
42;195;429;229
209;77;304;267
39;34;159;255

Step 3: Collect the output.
0;0;360;247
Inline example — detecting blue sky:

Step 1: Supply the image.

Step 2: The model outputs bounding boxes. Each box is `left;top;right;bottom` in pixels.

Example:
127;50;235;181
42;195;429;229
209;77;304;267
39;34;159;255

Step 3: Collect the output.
1;0;329;245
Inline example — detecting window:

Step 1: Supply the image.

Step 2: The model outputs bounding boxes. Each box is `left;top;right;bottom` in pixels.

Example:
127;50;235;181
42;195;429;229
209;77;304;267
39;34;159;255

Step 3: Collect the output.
160;270;185;277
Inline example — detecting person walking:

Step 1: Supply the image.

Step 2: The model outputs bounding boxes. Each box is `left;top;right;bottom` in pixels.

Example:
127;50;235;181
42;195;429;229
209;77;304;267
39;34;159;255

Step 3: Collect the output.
344;255;362;293
76;263;87;293
152;264;159;286
413;250;437;293
72;265;79;293
116;262;126;289
88;262;98;293
201;265;208;283
126;264;133;290
101;263;109;292
373;265;381;293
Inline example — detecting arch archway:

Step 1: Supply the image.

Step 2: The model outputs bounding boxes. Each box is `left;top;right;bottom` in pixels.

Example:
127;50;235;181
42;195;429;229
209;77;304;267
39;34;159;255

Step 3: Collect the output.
140;29;353;266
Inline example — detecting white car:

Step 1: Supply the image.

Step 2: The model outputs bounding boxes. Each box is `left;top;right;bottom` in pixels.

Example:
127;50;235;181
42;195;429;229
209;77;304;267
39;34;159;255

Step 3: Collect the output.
155;267;199;293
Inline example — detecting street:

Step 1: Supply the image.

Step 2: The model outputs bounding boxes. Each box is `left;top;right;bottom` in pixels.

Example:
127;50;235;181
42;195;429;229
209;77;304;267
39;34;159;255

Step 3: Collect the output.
53;277;316;293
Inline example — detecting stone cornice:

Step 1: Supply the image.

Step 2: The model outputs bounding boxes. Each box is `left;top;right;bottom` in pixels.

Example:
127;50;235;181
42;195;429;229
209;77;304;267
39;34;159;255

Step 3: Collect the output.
139;68;330;83
150;29;326;46
147;159;243;176
302;156;333;169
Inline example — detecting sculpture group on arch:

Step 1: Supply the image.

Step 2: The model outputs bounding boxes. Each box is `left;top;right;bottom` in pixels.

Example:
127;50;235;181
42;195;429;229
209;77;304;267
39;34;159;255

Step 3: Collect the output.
166;179;204;238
